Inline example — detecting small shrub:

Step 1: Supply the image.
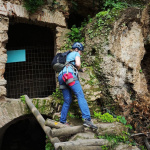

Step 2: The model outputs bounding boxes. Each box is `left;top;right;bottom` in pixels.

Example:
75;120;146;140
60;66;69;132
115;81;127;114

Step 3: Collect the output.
23;0;44;13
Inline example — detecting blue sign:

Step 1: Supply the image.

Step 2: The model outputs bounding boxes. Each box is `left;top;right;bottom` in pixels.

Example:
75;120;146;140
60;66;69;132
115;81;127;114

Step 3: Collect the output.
7;49;26;63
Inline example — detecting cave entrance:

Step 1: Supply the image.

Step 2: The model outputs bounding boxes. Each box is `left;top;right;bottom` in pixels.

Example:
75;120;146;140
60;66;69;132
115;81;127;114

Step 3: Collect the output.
67;12;85;28
4;22;56;98
141;44;150;92
1;115;46;150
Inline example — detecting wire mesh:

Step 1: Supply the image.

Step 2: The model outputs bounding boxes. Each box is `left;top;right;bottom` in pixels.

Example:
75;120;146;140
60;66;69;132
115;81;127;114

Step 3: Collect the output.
5;45;56;98
4;23;56;98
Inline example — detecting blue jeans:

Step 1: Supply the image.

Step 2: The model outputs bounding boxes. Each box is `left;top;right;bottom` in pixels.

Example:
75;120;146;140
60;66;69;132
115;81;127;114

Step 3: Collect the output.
58;73;91;123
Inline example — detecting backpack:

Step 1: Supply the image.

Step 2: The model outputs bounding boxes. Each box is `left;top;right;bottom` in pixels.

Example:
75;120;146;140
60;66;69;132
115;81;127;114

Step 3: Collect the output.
51;51;71;72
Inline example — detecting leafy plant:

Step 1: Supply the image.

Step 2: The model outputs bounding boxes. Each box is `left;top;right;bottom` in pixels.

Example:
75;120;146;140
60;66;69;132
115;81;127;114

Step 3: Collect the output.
103;0;128;10
93;111;119;122
52;88;64;105
101;145;109;150
20;95;26;104
45;136;54;150
93;111;132;130
52;88;63;99
23;0;44;13
68;112;80;119
117;116;127;125
139;145;147;150
98;134;134;149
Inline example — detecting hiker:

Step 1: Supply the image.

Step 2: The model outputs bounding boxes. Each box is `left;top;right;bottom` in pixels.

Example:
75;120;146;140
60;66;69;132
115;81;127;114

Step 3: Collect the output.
58;42;97;129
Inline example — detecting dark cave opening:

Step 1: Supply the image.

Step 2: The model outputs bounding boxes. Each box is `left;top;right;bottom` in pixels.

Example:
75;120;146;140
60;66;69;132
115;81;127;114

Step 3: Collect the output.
141;44;150;92
4;22;56;98
67;12;85;29
1;115;47;150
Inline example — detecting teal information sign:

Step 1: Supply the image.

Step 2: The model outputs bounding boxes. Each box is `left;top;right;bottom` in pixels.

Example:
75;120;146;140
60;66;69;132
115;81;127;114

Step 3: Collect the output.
7;49;26;63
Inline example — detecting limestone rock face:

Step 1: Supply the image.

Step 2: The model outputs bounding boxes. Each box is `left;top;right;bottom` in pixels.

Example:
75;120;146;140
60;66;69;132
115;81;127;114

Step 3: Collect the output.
56;27;70;52
84;7;150;105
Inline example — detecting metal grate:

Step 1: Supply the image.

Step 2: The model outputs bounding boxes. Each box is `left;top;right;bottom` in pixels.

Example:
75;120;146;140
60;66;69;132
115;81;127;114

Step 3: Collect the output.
4;23;56;98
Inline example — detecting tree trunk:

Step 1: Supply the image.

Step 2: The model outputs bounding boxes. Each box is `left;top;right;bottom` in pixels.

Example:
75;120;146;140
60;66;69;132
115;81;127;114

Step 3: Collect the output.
54;139;109;150
57;145;102;150
24;95;60;144
50;125;84;137
45;118;68;128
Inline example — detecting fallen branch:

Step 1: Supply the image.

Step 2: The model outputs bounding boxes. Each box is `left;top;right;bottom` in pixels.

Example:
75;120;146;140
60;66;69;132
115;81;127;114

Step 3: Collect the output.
54;139;109;150
144;137;150;150
50;125;84;137
131;132;150;137
24;95;60;144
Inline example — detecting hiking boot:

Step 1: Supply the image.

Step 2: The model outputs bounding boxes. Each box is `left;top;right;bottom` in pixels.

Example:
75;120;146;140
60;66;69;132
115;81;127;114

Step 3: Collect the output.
61;122;72;127
64;122;71;126
83;119;98;129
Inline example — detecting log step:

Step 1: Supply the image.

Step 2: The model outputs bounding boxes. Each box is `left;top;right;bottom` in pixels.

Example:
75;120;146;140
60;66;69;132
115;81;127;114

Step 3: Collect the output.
54;139;109;150
45;118;68;128
50;125;84;137
57;145;102;150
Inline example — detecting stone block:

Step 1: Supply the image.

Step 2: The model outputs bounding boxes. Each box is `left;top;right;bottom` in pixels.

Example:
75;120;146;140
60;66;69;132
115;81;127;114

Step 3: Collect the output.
0;78;6;85
0;17;9;31
0;32;8;43
0;47;6;55
0;2;7;16
34;9;66;27
0;86;6;96
56;27;70;50
0;53;7;63
0;63;5;75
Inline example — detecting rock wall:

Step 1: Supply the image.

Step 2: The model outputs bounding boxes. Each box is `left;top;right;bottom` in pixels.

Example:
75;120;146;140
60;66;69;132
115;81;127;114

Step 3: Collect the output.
0;0;68;128
0;15;8;98
84;6;150;109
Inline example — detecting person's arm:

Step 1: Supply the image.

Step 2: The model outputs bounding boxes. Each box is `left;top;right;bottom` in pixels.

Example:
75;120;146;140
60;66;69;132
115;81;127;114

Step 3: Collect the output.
75;56;81;70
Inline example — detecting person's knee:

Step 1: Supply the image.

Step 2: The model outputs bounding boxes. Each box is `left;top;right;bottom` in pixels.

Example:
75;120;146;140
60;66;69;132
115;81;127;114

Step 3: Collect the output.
75;89;84;98
64;97;72;105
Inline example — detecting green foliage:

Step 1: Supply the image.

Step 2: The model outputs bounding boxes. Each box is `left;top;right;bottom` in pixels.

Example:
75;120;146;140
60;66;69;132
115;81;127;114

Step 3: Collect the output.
71;0;78;11
52;88;64;104
20;95;26;104
93;111;120;122
139;145;147;150
103;0;128;10
52;88;63;99
139;69;142;73
117;116;127;125
98;134;129;145
101;145;109;150
125;124;132;130
98;133;136;149
45;136;54;150
23;0;44;13
93;111;133;130
68;112;80;119
64;16;93;50
67;25;85;42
